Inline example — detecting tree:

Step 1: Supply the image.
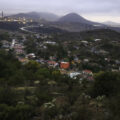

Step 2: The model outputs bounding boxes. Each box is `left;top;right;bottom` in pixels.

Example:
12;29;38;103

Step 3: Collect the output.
0;87;17;105
91;71;120;97
0;104;33;120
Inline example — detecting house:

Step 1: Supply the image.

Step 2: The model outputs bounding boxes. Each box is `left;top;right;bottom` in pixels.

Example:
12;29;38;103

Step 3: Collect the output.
26;53;36;59
18;58;29;64
69;72;81;79
94;39;102;42
47;61;59;68
115;60;120;64
81;70;94;81
40;34;48;39
74;46;79;50
13;44;25;55
43;46;47;49
44;41;56;45
49;56;56;61
74;57;79;61
74;57;81;63
36;59;45;64
81;41;88;44
15;48;25;54
1;40;10;49
99;50;109;55
83;70;93;76
35;34;40;39
84;59;89;62
105;58;111;62
60;62;70;69
87;76;94;81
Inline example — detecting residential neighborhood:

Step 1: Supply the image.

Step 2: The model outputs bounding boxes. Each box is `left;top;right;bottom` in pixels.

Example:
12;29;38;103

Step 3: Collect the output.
0;28;120;84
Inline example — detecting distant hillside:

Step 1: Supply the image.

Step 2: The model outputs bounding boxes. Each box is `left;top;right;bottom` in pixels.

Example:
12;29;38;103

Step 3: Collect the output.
103;21;120;27
0;22;24;31
56;29;120;42
109;27;120;33
25;26;66;34
46;21;96;32
9;12;59;21
43;13;105;32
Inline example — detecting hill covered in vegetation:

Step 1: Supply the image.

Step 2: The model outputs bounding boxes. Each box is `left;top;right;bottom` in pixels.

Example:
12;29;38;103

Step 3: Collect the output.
0;50;120;120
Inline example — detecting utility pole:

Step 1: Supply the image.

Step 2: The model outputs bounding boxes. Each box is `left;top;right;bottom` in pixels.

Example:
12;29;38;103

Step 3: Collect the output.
2;11;4;19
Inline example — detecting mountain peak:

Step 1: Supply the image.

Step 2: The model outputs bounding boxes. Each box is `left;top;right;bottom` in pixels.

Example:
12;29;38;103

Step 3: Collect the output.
58;13;92;24
65;13;80;16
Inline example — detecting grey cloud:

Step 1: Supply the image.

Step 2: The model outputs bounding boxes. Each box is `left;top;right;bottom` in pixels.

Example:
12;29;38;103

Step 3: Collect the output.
0;0;120;14
0;0;120;21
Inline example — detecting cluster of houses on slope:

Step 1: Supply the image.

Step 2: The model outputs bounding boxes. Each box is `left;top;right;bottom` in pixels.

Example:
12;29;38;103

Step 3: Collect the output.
1;34;120;82
1;38;95;81
68;70;93;81
11;40;25;55
35;58;94;81
1;38;26;55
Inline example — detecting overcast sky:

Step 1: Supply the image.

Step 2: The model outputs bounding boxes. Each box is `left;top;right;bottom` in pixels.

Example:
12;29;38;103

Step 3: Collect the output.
0;0;120;22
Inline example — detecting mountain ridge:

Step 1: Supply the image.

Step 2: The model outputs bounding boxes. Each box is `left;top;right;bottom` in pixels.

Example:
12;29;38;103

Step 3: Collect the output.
9;12;59;21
